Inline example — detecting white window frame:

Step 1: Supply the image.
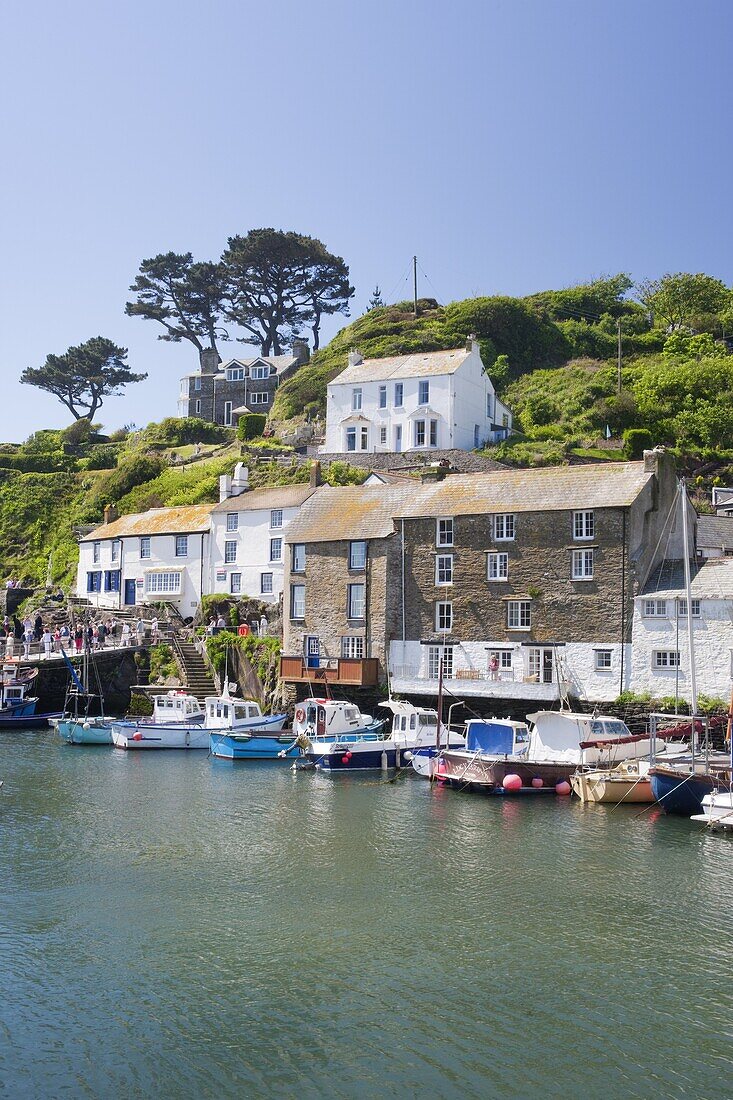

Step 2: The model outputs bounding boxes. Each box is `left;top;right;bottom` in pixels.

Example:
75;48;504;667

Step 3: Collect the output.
394;382;404;407
653;650;681;669
92;541;101;564
251;365;270;380
572;548;594;580
349;541;367;570
139;537;151;560
261;572;273;595
428;645;453;679
250;391;269;405
677;598;701;617
352;387;362;412
507;600;531;630
226;367;246;381
436;517;454;547
487;552;508;581
573;510;595;540
270;538;283;563
292;544;306;573
430;419;438;447
291;584;305;619
194;375;202;391
341;636;364;659
226;513;238;532
347;583;366;620
380;426;387;445
643;599;667;617
111;540;120;562
418;380;430;405
223;400;233;426
378;385;387;409
435;601;453;633
494;514;516;542
360;426;369;451
230;572;242;595
270;509;283;529
144;571;182;595
224;540;237;564
175;535;188;558
414;420;426;447
435;554;453;586
595;649;612;671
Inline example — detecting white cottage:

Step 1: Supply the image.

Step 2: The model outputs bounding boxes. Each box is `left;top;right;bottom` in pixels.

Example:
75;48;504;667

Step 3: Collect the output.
208;484;317;602
76;504;214;613
631;557;733;703
321;336;512;455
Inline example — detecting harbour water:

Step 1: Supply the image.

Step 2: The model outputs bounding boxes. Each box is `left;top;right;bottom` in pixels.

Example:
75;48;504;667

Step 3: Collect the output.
1;730;732;1099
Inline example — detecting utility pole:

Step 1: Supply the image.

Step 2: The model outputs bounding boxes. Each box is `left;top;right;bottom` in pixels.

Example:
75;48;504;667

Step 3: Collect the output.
413;255;418;318
616;318;622;394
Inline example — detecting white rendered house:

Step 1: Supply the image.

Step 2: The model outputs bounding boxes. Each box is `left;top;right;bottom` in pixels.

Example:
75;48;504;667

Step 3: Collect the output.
321;336;512;455
209;481;317;603
76;504;215;613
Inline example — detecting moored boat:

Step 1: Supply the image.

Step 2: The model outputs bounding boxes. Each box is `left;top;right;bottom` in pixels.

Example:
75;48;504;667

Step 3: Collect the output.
649;758;732;816
571;760;654;804
111;691;206;750
691;789;733;829
54;646;116;744
410;717;513;779
295;697;389;770
207;695;291;760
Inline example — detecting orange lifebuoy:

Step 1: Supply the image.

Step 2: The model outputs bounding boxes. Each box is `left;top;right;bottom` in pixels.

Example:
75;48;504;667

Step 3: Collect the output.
294;707;305;723
238;624;250;637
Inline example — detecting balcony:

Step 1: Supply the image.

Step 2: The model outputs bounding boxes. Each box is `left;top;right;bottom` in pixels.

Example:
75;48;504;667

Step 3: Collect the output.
279;656;380;688
389;666;564;701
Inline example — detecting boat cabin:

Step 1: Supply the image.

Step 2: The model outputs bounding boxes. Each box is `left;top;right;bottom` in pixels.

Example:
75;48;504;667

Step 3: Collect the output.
205;697;264;728
151;692;204;723
526;711;635;764
380;700;440;739
294;698;374;740
465;719;530;756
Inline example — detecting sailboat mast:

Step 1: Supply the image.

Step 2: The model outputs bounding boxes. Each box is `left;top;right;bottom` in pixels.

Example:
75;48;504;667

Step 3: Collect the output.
680;479;697;716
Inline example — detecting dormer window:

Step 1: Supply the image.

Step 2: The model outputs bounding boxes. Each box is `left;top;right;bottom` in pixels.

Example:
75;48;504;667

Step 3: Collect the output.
251;365;270;380
226;367;246;381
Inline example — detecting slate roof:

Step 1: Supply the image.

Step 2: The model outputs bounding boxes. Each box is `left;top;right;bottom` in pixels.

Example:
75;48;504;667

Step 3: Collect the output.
82;504;215;541
332;348;471;385
211;485;316;514
286;462;654;544
697;513;733;551
181;354;298;380
641;557;733;600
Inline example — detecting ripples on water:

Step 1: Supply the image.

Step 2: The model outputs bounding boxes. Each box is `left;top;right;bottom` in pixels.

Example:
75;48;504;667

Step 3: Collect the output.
1;731;732;1099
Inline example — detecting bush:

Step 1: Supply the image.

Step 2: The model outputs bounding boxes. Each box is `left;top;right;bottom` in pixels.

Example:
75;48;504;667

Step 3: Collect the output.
137;417;230;448
622;428;654;459
127;692;154;717
237;413;267;441
149;644;178;682
88;454;165;509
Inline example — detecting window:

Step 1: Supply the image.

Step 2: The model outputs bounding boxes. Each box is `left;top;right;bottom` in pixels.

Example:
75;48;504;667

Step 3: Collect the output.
573;511;595;540
572;549;594;580
488;552;509;580
251;365;270;379
436;518;454;547
226;367;245;381
270;509;283;529
654;650;680;668
435;554;453;585
414;420;426;447
341;636;364;659
418;380;430;405
250;392;269;404
104;570;120;593
195;399;201;414
486;393;494;419
360;426;369;450
93;541;101;564
175;535;188;558
292;544;306;573
224;540;237;564
494;514;515;541
507;600;531;629
502;414;510;428
430;420;438;447
346;427;356;452
352;387;362;411
595;649;612;670
261;572;273;595
394;382;404;407
349;541;367;570
643;599;667;617
140;537;151;559
428;645;454;679
347;583;366;619
380;426;387;444
226;513;238;532
194;375;201;391
86;571;101;593
145;571;182;594
291;584;305;619
270;538;282;562
677;598;701;617
489;649;513;671
435;601;453;632
474;425;480;448
111;540;120;562
230;572;241;595
224;401;233;426
378;385;387;409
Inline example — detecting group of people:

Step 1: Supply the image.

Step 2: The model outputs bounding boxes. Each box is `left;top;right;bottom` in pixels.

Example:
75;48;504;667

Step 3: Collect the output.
4;578;22;590
2;613;160;660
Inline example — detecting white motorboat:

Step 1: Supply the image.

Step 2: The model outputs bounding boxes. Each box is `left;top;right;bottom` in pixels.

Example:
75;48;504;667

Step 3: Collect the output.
692;789;733;829
111;691;206;750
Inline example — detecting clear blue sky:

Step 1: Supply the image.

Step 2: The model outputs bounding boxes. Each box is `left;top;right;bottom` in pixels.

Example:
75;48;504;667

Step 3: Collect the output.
1;0;731;441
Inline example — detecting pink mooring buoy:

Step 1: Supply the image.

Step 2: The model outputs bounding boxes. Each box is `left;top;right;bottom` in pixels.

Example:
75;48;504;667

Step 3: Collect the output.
531;777;543;789
503;773;523;792
341;755;350;764
132;732;143;741
555;780;572;796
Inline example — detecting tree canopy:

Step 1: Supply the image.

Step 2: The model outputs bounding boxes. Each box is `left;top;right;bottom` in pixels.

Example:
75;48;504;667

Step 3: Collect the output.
636;272;730;332
20;337;146;421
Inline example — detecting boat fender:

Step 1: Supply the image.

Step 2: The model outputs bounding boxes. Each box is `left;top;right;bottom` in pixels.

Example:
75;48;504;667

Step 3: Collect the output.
132;732;143;741
295;707;305;723
83;721;91;730
531;777;543;788
503;774;523;792
555;780;572;796
185;730;190;748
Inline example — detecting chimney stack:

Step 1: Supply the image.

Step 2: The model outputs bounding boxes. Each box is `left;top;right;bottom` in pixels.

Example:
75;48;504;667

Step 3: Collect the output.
310;460;322;488
200;348;220;375
348;349;363;367
103;503;118;524
292;337;310;366
466;333;480;354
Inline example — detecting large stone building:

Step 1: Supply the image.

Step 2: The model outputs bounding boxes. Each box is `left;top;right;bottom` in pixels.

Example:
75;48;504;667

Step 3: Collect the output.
178;342;309;427
321;337;512;455
280;451;696;704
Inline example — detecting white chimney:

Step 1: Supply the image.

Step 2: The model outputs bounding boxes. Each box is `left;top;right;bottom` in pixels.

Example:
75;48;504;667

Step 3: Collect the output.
466;333;480;353
348;349;363;367
219;473;232;503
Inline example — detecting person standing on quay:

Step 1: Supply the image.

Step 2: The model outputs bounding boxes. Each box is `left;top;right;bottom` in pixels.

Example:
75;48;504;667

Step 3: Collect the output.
135;617;145;646
121;622;131;647
23;626;33;659
34;613;43;642
42;627;53;660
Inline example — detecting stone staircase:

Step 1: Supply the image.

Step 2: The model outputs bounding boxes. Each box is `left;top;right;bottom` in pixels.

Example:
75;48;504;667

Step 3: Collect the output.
172;636;217;703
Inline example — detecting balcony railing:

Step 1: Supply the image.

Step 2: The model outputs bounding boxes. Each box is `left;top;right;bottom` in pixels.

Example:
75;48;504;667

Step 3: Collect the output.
280;655;380;687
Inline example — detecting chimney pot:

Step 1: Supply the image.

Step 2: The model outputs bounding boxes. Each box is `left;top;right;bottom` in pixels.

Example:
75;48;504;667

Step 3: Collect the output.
466;333;480;353
348;349;363;367
310;460;322;488
103;503;118;524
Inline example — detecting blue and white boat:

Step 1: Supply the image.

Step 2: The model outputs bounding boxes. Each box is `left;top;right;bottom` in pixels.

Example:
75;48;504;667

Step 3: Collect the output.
112;691;206;750
0;666;60;728
54;647;115;744
207;694;290;760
